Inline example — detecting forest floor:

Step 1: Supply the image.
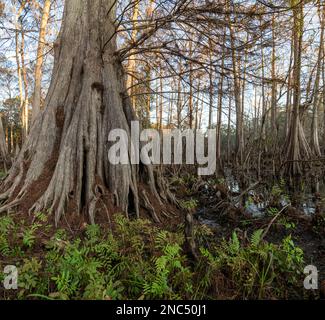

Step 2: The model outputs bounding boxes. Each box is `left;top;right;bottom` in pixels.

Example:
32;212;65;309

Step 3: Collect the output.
172;171;325;298
0;170;325;300
194;180;325;270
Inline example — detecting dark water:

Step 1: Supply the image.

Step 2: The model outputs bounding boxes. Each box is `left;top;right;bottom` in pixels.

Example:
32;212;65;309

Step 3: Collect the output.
197;169;324;224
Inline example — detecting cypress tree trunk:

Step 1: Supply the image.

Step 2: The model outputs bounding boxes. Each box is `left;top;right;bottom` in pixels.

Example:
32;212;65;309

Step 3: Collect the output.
32;0;51;123
0;115;9;171
0;0;163;225
310;1;324;157
284;0;311;176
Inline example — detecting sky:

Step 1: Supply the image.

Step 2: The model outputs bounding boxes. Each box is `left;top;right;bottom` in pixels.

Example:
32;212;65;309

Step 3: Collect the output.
0;0;323;131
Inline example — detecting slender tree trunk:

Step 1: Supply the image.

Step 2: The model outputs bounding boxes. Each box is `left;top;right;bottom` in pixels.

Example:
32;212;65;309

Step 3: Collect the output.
188;41;193;129
126;1;139;112
241;32;248;144
198;98;203;130
10;124;14;154
176;61;182;128
32;0;51;123
216;32;225;164
208;38;214;129
228;2;243;164
159;77;163;129
21;29;29;139
15;2;25;142
285;36;293;137
144;64;151;127
285;0;311;176
260;36;267;147
227;95;232;164
322;39;325;153
194;90;200;130
168;90;174;126
0;115;9;170
310;2;324;157
5;126;8;149
142;1;155;128
155;80;159;128
270;13;277;136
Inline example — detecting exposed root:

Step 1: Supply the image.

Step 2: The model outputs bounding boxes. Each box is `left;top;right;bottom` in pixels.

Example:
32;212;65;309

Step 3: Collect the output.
0;0;172;226
184;210;198;261
141;189;160;223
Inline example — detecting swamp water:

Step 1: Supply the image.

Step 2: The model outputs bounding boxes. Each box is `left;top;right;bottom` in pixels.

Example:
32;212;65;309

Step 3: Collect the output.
196;169;324;225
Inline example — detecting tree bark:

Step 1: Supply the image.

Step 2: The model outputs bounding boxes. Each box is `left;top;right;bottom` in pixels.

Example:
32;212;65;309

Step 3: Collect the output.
310;1;324;157
284;0;311;176
216;31;226;167
208;38;214;130
20;29;29;139
270;13;277;137
227;2;244;164
0;0;162;225
14;2;26;141
0;115;9;171
32;0;51;123
126;1;139;112
176;60;183;128
188;41;194;129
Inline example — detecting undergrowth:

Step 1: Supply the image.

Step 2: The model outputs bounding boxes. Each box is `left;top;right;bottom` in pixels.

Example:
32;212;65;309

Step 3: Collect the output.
0;212;305;300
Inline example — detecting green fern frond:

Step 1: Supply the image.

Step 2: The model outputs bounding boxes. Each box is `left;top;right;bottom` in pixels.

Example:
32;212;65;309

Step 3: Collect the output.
251;229;264;248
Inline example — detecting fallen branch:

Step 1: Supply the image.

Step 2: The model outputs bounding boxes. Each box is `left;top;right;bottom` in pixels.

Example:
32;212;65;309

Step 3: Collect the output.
261;205;290;240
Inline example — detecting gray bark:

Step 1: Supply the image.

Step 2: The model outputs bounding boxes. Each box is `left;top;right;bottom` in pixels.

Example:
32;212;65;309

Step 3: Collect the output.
0;116;9;171
32;0;51;123
0;0;162;225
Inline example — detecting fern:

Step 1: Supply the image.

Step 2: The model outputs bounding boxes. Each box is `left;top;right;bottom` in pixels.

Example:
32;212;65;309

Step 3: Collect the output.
0;215;14;233
154;230;168;249
180;199;198;210
251;229;264;248
23;230;36;248
22;223;41;248
85;224;101;245
267;207;278;216
34;212;48;223
0;210;306;300
0;236;10;256
229;231;240;253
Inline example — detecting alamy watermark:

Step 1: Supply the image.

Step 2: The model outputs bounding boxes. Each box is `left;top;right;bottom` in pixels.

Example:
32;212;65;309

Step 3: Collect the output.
107;121;217;175
2;265;18;290
303;265;319;290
